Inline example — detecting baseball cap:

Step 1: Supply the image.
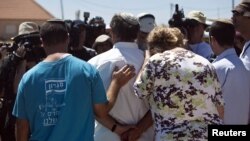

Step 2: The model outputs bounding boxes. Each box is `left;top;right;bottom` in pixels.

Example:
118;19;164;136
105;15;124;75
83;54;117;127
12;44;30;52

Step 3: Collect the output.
232;0;250;17
186;10;207;25
137;13;156;33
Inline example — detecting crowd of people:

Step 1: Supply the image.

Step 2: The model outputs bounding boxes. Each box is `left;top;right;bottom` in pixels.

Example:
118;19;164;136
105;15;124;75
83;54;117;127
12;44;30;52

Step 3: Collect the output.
0;0;250;141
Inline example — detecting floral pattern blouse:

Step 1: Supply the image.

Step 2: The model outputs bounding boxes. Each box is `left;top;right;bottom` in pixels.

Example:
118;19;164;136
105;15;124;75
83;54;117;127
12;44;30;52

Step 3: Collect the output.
134;48;224;141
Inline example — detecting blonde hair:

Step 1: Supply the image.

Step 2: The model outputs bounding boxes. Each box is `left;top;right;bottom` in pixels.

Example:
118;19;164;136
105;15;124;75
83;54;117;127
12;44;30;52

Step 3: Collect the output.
169;27;185;47
147;25;185;55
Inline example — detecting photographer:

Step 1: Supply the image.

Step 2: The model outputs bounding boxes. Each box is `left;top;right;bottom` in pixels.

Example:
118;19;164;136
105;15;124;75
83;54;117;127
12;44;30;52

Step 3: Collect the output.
67;20;97;61
0;45;26;141
168;5;214;62
0;22;43;141
85;15;106;48
185;11;214;61
168;4;187;37
0;43;10;61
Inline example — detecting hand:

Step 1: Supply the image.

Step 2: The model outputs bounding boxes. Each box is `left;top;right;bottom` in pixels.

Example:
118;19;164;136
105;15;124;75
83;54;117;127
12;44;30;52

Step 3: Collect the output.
15;45;26;58
127;128;143;141
114;124;135;136
121;128;143;141
111;64;136;88
121;128;132;141
145;49;151;59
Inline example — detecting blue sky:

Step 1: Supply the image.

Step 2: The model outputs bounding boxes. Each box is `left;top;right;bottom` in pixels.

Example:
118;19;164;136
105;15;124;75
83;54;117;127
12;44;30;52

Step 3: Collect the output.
36;0;241;25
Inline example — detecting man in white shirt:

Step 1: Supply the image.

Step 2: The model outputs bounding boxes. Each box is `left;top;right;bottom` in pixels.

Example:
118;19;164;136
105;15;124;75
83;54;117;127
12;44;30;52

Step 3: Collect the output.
209;19;250;124
232;0;250;124
88;13;154;141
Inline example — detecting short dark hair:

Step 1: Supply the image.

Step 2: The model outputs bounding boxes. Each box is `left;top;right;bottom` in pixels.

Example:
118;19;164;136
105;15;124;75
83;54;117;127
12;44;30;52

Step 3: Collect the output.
209;21;235;47
110;13;139;41
68;20;86;48
40;20;68;46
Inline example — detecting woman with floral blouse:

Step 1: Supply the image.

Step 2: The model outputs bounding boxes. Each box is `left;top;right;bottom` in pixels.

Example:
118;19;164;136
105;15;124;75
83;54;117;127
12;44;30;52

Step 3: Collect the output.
133;25;224;141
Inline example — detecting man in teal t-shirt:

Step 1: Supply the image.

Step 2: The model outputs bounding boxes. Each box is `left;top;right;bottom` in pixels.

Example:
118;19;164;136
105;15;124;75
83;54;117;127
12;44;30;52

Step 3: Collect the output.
12;20;130;141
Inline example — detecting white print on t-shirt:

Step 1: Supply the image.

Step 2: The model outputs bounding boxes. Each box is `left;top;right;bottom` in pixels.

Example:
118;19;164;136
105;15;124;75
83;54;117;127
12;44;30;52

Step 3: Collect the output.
39;79;66;127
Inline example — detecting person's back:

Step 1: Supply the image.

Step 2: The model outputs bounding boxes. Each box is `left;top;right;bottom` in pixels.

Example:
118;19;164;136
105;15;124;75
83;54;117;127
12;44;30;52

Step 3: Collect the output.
134;26;223;141
15;55;103;141
210;20;250;124
12;20;108;141
88;13;154;141
212;52;250;124
138;49;223;140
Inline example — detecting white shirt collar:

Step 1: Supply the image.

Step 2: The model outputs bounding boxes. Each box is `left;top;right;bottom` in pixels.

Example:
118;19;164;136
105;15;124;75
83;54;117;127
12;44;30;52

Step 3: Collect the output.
113;42;139;49
241;40;250;56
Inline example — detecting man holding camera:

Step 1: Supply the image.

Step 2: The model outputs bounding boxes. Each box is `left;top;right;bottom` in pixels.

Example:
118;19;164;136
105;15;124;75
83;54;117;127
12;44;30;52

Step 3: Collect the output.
185;10;214;62
67;19;97;61
0;22;40;141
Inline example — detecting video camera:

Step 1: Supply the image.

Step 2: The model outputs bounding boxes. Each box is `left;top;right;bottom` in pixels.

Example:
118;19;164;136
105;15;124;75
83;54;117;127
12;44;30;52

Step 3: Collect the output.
83;12;106;47
168;4;185;30
9;32;46;62
168;4;202;35
13;32;41;50
0;42;11;52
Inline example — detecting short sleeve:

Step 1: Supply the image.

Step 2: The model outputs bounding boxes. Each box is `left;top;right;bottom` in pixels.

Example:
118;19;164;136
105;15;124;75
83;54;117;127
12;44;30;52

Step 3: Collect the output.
92;69;108;104
134;59;155;99
211;66;224;106
12;78;28;119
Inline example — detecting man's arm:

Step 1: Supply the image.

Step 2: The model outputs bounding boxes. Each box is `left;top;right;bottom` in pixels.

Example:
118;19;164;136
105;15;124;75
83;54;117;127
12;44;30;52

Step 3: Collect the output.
94;103;133;136
121;110;153;141
216;105;224;120
93;65;135;136
16;118;29;141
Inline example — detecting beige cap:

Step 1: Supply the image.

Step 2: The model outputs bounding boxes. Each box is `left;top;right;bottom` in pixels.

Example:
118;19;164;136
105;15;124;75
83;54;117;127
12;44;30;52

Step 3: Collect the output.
12;22;39;40
18;22;39;36
186;10;206;24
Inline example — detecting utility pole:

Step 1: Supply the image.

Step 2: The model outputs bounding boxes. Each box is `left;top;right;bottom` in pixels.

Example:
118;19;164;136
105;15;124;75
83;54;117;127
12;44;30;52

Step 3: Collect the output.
170;3;174;17
232;0;235;9
60;0;64;19
217;7;220;18
75;10;80;20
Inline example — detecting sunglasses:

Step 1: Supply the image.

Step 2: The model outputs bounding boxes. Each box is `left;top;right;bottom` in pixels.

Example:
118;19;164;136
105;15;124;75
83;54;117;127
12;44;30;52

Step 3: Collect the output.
232;11;244;17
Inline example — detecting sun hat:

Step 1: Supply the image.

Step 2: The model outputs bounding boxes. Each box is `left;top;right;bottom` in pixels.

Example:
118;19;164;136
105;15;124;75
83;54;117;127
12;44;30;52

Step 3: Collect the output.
186;10;207;25
12;22;39;40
